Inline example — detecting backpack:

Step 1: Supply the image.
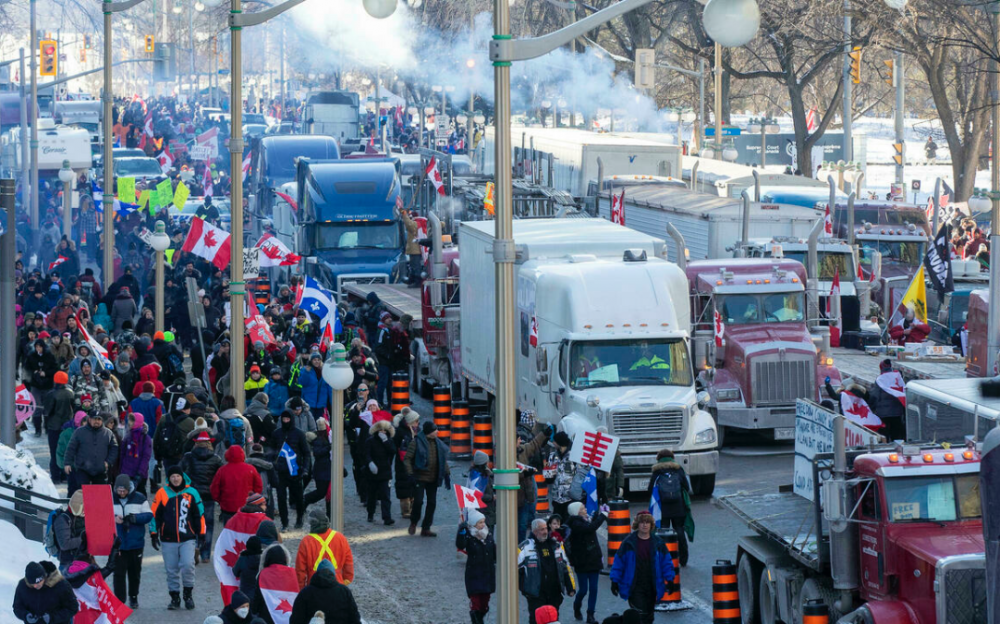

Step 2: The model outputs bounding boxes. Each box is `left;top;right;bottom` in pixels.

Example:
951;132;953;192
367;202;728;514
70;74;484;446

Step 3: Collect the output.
154;418;185;459
43;509;62;556
225;417;247;448
655;470;683;503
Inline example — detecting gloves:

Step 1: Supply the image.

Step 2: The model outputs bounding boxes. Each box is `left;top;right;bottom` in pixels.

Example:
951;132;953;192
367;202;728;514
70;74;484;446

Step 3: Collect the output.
25;614;38;623
125;514;136;524
378;431;388;442
825;376;831;384
368;461;378;475
611;582;620;597
150;534;160;551
42;615;50;624
444;474;452;490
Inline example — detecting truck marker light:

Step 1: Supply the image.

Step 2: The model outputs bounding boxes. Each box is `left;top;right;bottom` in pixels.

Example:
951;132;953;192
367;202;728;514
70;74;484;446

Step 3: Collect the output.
888;453;899;463
825;357;834;366
623;323;632;327
963;450;974;460
606;324;614;328
764;279;770;284
716;280;723;285
661;323;669;327
639;323;648;327
755;280;762;284
746;279;753;284
791;278;799;283
881;229;886;234
584;324;592;329
923;453;934;463
944;453;954;462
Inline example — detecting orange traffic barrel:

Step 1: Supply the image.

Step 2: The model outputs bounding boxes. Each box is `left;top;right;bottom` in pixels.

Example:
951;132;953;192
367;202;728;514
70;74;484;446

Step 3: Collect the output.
253;276;271;307
432;386;452;443
712;560;740;623
390;372;409;414
660;530;682;605
607;501;630;567
449;400;471;459
534;472;549;514
803;600;829;624
472;414;493;461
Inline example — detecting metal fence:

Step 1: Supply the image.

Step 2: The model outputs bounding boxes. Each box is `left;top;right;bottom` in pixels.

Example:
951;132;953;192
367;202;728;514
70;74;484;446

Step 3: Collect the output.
0;481;66;542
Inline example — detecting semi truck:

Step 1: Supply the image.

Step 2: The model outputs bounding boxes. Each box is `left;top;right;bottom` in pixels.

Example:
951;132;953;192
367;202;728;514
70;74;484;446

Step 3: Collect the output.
248;134;341;220
299;90;362;149
721;414;985;624
416;217;719;494
905;377;998;442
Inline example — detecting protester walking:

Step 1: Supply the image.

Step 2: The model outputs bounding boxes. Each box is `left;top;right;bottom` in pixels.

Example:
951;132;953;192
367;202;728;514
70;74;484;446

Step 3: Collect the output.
112;474;153;607
403;421;451;537
151;466;206;610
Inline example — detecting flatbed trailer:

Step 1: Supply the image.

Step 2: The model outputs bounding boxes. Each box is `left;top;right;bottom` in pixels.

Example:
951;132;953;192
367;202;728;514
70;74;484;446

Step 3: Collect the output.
342;282;423;333
831;347;965;390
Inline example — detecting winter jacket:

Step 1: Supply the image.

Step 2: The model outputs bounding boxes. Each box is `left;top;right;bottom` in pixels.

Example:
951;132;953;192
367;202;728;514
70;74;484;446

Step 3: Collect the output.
246;453;274;505
150;473;206;543
404;432;450;486
232;540;263;602
609;531;676;601
111;294;137;334
129;393;164;437
888;318;931;345
12;564;79;624
517;429;551;508
71;373;108;413
25;345;58;391
288;566;361;624
516;535;576;599
56;422;75;469
566;512;608;573
264;380;290;417
64;424;119;477
308;431;332;482
393;424;417;499
363;421;396;482
182;444;224;500
131;363;164;399
47;303;76;334
284;399;316;433
269;423;312;478
297;366;331;413
113;484;153;551
49;340;74;369
92;303;112;334
219;603;254;624
648;460;691;520
210;445;263;513
244;376;267;401
467;466;496;528
550;449;577;505
868;379;905;421
245;395;276;441
99;378;126;414
294;528;355;589
52;510;86;566
455;523;497;596
43;386;76;432
67;351;99;379
119;422;153;480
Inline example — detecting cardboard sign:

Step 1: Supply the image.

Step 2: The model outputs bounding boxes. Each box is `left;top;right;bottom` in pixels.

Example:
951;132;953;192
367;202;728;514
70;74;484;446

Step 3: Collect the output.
137;227;153;247
569;429;620;473
793;399;881;501
82;484;116;557
190;145;212;161
15;384;34;426
243;247;260;279
246;314;276;345
138;190;152;214
891;502;920;521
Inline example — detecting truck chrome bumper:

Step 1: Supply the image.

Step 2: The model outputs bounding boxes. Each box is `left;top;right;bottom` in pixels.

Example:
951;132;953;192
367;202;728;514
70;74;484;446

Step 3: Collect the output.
716;405;796;431
621;449;718;477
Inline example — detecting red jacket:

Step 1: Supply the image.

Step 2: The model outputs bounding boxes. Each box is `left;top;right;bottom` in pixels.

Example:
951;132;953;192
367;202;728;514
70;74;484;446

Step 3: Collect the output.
210;445;263;513
888;320;930;345
132;363;165;399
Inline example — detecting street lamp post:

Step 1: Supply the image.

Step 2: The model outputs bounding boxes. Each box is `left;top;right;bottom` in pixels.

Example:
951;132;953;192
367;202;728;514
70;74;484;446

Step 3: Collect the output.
150;220;171;333
322;343;354;532
58;160;74;240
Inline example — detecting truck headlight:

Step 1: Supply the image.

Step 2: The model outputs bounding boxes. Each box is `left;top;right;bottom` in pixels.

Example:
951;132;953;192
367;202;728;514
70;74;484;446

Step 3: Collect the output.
695;427;717;445
716;388;741;402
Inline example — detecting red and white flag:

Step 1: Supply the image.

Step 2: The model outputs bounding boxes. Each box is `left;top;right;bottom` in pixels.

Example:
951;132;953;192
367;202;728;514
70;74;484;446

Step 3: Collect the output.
529;315;538;347
48;255;68;272
15;383;34;426
144;111;154;138
840;391;882;429
827;268;841;347
875;370;906;407
856;261;865;281
203;166;214;198
182;217;232;270
823;203;833;236
242;152;252;182
806;107;818;132
157;147;174;174
72;568;132;624
256;233;301;267
714;309;725;347
454;483;486;510
394;106;403;126
213;511;268;603
610;189;626;225
258;565;299;624
426;157;446;196
246;314;277;346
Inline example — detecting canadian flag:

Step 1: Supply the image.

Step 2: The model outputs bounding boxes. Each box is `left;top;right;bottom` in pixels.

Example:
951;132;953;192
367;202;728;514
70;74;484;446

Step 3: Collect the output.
256;233;301;267
529;315;538;348
827;268;841;347
48;255;68;272
806;107;818;132
875;370;906;407
213;511;268;603
15;383;34;426
72;568;132;624
856;261;865;281
714;309;725;347
157;147;174;174
258;565;299;624
610;189;626;225
426;157;446;196
454;483;486;510
144;111;154;137
203;166;214;198
823;203;833;236
242;152;252;182
840;391;882;429
182;217;232;270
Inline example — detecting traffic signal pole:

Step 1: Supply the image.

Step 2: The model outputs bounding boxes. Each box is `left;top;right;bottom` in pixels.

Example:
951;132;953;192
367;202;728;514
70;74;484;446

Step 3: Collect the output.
29;0;37;244
842;0;853;163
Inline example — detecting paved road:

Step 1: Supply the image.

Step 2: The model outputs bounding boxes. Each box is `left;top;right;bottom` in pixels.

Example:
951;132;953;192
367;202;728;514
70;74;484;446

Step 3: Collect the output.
18;393;795;623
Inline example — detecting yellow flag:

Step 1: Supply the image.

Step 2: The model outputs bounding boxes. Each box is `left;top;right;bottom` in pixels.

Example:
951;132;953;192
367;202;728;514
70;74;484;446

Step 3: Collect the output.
890;265;927;326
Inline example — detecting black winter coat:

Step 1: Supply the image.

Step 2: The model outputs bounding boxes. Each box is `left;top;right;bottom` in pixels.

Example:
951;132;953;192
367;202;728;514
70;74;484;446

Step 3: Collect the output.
648;460;690;519
182;445;224;500
567;512;608;573
309;434;332;482
52;510;85;565
43;387;76;432
269;424;312;476
220;604;254;624
25;347;58;391
393;424;417;498
455;524;497;596
363;422;395;482
12;567;79;624
868;384;905;421
289;568;361;624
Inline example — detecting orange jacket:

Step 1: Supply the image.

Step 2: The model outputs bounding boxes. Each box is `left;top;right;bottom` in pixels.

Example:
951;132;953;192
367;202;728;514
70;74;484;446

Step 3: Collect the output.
294;528;354;589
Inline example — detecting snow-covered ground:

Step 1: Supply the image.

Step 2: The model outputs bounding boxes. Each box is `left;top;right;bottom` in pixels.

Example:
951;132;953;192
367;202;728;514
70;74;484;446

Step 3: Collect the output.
0;520;57;624
0;442;59;502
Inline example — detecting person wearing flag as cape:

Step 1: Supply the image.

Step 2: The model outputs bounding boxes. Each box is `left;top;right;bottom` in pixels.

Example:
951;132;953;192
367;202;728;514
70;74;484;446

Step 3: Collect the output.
269;410;312;531
868;359;907;441
647;449;692;567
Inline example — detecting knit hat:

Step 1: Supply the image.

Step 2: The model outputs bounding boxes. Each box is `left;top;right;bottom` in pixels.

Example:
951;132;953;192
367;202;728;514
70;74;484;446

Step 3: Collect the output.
194;417;209;430
250;365;261;374
535;605;559;624
154;331;165;341
404;409;420;425
316;559;335;575
422;421;437;435
316;417;329;431
553;431;572;448
167;465;185;480
68;490;84;516
473;450;489;466
467;509;485;527
54;371;69;385
143;381;155;393
309;509;330;533
229;591;250;608
38;331;50;339
195;431;212;443
567;502;584;518
879;358;893;373
191;402;207;417
24;562;46;585
250;443;264;454
114;474;132;492
246;492;266;507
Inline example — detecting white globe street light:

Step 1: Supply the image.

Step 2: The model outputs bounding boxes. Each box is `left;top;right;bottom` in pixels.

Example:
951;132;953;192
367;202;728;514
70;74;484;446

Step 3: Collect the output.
456;114;468;124
474;114;485;124
151;220;171;333
703;0;760;47
722;145;739;161
363;0;398;19
323;343;355;532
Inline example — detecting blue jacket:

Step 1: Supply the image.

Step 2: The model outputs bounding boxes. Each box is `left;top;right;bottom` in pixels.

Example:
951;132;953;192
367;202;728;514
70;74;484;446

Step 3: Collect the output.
130;393;164;438
264;380;290;417
298;367;331;413
113;485;153;551
609;532;675;601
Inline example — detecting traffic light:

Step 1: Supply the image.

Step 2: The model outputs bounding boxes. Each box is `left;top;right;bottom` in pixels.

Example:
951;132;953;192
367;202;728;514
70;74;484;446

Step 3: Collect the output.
144;35;155;53
884;59;893;86
849;46;862;84
79;48;86;62
39;40;57;77
83;34;91;49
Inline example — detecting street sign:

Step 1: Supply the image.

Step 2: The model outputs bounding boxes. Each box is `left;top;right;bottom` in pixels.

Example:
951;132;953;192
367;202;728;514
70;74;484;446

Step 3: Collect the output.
911;180;921;191
218;69;230;75
893;142;904;165
705;126;742;137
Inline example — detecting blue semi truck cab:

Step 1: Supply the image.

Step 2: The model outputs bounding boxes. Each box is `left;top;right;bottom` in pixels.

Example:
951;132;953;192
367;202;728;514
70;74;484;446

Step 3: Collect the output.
296;157;404;297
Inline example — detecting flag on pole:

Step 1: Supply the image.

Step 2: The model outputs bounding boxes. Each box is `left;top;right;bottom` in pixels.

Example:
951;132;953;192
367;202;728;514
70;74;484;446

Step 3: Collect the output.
806;107;818;132
454;483;486;510
258;565;299;624
887;265;928;331
242;151;252;182
157;147;174;174
714;308;724;347
71;567;132;624
181;217;232;270
144;111;154;137
213;511;268;603
649;477;663;528
827;268;841;347
256;233;301;267
426;157;446;196
77;311;113;370
924;223;954;296
203;166;214;198
582;467;599;515
48;256;68;272
823;203;833;236
610;189;626;225
295;276;336;329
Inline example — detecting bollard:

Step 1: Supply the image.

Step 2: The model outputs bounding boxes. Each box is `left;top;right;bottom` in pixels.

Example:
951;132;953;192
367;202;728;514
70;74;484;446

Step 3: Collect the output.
803;600;829;624
655;529;691;611
253;276;271;307
390;372;410;414
534;472;549;514
449;400;471;459
472;414;494;462
432;386;452;444
606;501;630;567
712;560;740;624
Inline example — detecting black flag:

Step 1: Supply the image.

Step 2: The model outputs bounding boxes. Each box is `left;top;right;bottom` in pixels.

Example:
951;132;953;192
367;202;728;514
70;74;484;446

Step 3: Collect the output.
923;222;954;295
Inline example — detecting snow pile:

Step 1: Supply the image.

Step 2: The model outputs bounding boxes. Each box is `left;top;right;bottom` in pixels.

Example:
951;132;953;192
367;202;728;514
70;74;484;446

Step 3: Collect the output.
0;443;59;502
0;520;56;624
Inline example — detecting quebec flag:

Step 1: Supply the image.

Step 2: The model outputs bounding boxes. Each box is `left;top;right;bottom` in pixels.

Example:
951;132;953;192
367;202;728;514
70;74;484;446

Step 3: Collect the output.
582;467;599;515
296;276;336;328
649;475;662;529
279;442;299;476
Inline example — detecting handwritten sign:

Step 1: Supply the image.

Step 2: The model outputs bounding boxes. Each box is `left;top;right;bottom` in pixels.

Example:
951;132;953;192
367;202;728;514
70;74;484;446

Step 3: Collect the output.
245;314;276;345
137;227;153;247
15;384;34;426
190;145;212;161
569;429;620;473
117;177;135;204
243;247;260;279
793;399;881;501
891;502;920;521
156;179;173;209
173;180;190;209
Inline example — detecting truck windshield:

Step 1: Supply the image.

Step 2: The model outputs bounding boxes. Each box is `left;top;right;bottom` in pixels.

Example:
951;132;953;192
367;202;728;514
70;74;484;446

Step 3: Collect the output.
860;241;925;270
717;292;805;324
569;339;693;389
313;222;400;250
885;474;981;523
783;251;853;280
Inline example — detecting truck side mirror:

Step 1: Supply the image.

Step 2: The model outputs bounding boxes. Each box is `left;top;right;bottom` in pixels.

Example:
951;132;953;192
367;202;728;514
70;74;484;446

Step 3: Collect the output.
536;346;548;373
697;391;710;408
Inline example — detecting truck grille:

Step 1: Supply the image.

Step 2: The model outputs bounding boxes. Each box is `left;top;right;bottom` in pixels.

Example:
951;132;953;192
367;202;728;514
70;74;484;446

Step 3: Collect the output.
937;555;986;624
751;358;814;405
611;409;685;449
337;274;389;298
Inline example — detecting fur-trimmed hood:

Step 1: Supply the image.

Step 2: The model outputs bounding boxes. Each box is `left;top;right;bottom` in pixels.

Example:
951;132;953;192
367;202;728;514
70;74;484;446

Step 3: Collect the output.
650;460;682;476
369;419;395;438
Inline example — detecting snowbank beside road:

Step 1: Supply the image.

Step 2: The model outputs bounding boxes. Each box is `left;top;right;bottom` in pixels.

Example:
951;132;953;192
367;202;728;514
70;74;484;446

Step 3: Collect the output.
0;443;58;501
0;520;57;624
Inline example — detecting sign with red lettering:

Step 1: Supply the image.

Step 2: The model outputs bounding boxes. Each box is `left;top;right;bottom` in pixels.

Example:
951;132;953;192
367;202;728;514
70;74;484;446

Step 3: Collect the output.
569;429;620;473
246;314;276;346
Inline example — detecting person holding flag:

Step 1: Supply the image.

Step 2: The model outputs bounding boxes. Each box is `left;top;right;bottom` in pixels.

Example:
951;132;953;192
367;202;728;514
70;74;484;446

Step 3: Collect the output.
12;561;79;624
455;508;496;624
269;410;312;531
868;359;907;440
465;451;495;529
887;266;931;345
647;449;692;567
566;500;607;624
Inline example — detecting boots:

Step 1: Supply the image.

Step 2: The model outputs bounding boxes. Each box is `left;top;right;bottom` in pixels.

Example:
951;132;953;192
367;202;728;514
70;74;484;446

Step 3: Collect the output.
420;528;437;537
183;587;194;610
470;611;485;624
408;522;417;536
167;592;181;610
400;498;412;518
587;612;598;624
574;604;583;621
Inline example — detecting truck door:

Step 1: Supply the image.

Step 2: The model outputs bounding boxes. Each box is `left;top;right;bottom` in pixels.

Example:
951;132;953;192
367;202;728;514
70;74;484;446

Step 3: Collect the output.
857;480;889;598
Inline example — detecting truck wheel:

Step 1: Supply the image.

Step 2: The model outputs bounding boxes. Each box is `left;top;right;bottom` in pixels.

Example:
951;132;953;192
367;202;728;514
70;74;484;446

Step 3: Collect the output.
758;568;777;624
690;474;716;497
797;578;841;623
717;425;728;448
737;554;761;624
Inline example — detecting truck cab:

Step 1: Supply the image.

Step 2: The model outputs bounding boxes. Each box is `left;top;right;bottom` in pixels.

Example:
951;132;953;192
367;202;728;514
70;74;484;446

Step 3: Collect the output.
688;258;840;441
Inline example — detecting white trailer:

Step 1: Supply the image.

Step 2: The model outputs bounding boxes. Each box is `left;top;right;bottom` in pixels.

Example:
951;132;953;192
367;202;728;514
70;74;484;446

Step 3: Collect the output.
482;127;683;196
459;218;719;494
680;156;829;198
